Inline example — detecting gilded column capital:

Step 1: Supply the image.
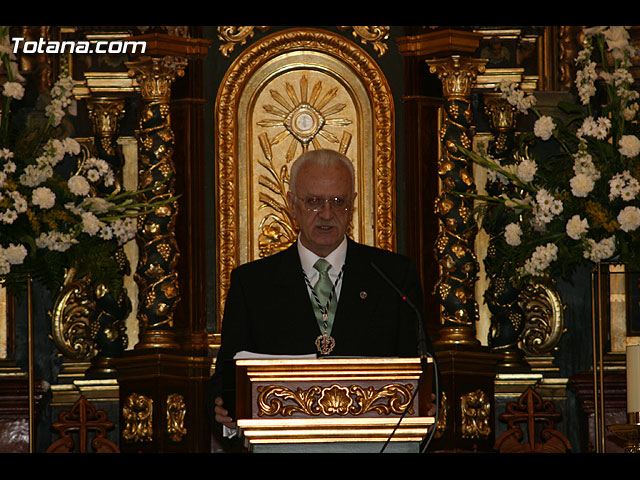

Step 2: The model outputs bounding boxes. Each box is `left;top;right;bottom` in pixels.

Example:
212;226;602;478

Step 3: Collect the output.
482;92;517;134
86;97;126;138
126;56;186;104
426;55;487;100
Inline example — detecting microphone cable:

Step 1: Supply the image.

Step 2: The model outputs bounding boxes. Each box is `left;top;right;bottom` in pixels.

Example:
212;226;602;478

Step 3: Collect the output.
371;262;440;453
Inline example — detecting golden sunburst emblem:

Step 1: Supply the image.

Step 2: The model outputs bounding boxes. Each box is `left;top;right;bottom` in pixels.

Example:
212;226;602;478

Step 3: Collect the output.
257;75;353;161
255;75;355;257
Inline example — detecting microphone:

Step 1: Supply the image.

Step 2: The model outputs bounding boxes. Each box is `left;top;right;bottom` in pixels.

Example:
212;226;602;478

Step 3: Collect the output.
370;262;431;364
370;261;440;454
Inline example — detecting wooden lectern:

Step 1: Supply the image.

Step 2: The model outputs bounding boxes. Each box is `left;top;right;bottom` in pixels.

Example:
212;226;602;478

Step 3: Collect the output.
235;356;434;453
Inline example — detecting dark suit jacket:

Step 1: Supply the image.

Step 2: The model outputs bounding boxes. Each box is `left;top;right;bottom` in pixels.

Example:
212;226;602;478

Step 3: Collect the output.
207;238;431;418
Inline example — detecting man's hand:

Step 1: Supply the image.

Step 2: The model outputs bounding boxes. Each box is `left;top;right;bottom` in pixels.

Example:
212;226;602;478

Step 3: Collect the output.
214;396;237;429
427;393;437;416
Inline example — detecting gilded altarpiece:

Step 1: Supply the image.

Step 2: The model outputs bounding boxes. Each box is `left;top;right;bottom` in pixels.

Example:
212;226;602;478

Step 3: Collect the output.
214;28;396;334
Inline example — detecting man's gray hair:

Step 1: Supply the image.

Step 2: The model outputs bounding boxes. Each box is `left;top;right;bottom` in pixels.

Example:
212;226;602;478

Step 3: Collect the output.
289;149;355;194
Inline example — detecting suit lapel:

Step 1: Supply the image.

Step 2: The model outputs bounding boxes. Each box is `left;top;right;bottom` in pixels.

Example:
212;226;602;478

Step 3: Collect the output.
273;244;319;335
332;239;380;337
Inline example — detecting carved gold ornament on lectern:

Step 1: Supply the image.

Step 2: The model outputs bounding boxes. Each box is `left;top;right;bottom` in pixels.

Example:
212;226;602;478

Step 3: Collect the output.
256;383;414;417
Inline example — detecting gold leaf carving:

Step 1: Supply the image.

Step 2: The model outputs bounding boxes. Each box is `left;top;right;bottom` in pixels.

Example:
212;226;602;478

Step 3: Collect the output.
434;391;448;439
50;268;97;361
318;385;354;415
461;389;491;439
166;393;187;443
257;386;323;417
217;26;270;57
256;383;414;417
337;26;390;57
122;393;153;443
350;384;414;415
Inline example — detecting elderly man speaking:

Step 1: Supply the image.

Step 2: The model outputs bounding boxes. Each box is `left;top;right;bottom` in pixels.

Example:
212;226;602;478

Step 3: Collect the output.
208;148;434;431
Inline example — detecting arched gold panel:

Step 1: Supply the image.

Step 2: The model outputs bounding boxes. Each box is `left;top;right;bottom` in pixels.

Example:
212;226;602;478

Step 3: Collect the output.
214;27;396;332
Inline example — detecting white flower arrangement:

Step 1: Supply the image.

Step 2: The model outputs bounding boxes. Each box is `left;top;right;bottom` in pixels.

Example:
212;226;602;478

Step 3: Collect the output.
458;26;640;282
0;26;173;297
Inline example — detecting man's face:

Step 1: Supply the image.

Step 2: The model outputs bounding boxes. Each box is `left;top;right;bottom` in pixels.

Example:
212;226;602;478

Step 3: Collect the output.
287;160;356;257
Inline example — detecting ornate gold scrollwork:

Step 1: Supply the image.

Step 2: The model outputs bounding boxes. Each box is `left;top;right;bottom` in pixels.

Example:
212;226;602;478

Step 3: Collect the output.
337;26;391;57
351;384;414;416
518;281;565;357
460;389;491;439
217;27;391;58
50;267;98;361
217;26;271;57
86;97;126;159
429;56;486;100
166;393;187;443
122;393;153;443
128;56;186;103
256;383;414;417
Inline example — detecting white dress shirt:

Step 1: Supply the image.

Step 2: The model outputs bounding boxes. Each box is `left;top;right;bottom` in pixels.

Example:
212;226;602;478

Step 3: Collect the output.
297;236;348;299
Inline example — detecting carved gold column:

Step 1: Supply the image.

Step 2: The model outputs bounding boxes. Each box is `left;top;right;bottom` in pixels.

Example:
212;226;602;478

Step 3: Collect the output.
126;55;184;350
481;93;529;370
84;96;132;377
398;28;502;452
427;54;486;347
112;32;213;453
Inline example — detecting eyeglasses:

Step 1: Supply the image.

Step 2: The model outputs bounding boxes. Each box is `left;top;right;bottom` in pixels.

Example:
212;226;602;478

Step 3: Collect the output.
294;195;351;212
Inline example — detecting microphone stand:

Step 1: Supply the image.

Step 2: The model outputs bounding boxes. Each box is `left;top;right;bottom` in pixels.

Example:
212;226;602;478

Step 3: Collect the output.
371;262;440;453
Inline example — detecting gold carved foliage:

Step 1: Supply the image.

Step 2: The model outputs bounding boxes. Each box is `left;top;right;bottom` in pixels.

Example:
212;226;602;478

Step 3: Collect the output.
50;268;98;361
121;392;187;444
122;393;153;443
461;389;491;440
434;391;448;439
337;26;391;57
166;393;187;443
217;26;391;58
430;55;485;332
517;281;565;357
86;97;126;158
256;383;415;417
129;56;182;340
217;26;271;57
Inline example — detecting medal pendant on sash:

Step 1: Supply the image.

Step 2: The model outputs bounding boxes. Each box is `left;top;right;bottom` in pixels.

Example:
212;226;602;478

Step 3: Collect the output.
316;312;335;355
315;333;335;355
